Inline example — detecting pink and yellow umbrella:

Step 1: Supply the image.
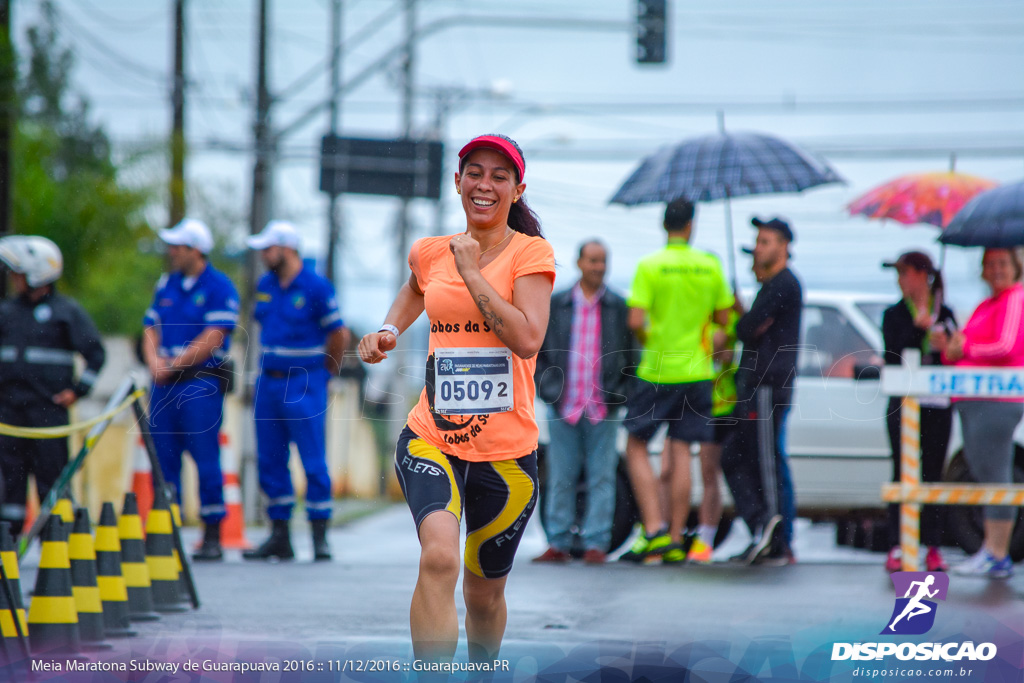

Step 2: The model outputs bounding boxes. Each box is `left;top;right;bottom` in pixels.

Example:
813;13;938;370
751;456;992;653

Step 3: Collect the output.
848;171;998;228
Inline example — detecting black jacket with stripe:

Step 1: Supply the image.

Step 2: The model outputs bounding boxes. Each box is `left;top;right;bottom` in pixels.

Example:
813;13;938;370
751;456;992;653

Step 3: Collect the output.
0;291;106;413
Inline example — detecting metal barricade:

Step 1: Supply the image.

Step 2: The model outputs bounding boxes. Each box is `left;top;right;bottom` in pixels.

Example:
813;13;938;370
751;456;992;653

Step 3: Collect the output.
881;350;1024;570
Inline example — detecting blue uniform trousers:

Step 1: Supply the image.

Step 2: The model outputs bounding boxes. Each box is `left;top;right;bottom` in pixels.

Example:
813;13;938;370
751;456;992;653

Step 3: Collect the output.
149;378;226;524
254;367;332;521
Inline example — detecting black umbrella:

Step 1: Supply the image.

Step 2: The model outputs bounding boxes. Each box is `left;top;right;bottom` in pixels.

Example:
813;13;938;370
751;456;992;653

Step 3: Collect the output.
939;179;1024;248
610;126;843;284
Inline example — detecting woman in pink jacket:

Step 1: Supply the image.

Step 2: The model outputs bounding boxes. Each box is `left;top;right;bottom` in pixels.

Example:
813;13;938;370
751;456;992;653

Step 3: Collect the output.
933;247;1024;579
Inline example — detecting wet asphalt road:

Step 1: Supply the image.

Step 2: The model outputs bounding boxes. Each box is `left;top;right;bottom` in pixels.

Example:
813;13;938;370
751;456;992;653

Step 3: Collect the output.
11;505;1024;680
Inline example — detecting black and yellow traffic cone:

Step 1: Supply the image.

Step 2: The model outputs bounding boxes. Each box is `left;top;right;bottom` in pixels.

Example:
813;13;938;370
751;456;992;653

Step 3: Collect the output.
94;503;136;638
0;523;29;665
52;497;74;526
0;523;26;631
69;509;112;651
27;517;80;655
118;493;159;622
145;489;187;613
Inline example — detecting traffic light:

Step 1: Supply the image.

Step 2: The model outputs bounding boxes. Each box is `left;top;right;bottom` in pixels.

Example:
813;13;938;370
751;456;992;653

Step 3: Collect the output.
636;0;667;64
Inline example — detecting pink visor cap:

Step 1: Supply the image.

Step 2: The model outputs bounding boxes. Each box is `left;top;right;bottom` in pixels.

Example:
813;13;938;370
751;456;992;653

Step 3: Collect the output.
457;134;525;181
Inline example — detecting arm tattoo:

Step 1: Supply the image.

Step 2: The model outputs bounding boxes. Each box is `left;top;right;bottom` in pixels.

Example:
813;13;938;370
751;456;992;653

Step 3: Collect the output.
475;294;505;336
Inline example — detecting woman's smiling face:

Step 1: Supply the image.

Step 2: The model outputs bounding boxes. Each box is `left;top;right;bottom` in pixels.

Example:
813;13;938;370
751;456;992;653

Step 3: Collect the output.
456;148;525;231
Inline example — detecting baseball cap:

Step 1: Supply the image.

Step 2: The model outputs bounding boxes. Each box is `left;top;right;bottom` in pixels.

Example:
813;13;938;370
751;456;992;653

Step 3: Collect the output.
458;134;525;181
751;216;795;243
882;250;935;273
159;218;214;254
247;220;301;250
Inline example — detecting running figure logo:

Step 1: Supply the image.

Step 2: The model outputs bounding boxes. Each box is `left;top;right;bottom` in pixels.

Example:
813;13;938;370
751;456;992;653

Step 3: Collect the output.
882;572;949;635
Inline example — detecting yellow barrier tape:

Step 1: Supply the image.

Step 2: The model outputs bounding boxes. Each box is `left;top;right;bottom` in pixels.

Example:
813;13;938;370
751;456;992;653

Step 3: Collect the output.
0;389;145;439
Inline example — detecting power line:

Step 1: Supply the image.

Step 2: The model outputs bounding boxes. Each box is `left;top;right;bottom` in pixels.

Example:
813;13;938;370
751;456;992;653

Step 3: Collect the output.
55;5;167;85
72;0;166;32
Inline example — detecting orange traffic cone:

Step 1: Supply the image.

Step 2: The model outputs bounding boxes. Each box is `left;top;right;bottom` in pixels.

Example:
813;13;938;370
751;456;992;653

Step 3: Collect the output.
130;435;154;524
219;432;251;550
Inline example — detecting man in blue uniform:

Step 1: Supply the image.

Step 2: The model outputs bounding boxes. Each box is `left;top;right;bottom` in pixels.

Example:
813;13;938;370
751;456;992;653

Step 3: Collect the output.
244;220;348;562
142;218;239;562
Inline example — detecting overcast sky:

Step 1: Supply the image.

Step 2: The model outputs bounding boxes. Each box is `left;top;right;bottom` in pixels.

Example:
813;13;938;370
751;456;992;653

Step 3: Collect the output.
15;0;1024;329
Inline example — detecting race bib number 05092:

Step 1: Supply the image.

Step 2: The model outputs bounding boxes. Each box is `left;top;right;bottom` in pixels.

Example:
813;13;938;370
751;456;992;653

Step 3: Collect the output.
434;347;513;415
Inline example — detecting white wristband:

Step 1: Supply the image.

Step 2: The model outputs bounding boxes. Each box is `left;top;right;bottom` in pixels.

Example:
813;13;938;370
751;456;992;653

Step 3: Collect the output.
379;324;399;338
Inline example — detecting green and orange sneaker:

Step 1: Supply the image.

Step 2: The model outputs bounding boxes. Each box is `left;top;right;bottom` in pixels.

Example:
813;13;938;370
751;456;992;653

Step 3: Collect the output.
686;536;713;564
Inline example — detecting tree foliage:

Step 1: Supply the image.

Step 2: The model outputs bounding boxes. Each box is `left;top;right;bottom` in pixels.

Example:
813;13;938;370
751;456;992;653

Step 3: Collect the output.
12;1;162;334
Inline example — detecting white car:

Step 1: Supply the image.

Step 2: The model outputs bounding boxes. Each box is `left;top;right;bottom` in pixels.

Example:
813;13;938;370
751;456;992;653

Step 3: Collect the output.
787;290;892;513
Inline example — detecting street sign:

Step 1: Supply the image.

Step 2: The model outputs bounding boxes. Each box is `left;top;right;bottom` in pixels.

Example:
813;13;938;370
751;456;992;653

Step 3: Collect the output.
319;135;444;200
881;366;1024;400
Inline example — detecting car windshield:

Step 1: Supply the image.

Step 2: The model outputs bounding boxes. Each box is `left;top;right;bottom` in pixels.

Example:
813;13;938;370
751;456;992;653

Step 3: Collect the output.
856;302;887;330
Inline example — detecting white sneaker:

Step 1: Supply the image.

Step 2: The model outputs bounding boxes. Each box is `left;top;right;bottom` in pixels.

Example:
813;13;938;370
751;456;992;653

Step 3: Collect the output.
952;551;1013;579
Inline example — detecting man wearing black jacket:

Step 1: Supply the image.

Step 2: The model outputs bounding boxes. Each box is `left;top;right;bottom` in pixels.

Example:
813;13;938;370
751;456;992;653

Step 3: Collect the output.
0;236;106;534
533;240;635;564
723;217;802;566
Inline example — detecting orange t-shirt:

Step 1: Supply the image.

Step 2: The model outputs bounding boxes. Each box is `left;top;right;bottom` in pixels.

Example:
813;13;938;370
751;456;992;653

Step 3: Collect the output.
406;231;556;462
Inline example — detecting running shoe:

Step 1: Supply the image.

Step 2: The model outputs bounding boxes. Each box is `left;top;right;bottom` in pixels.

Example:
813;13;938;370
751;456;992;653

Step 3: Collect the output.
686;537;713;565
641;533;674;564
661;543;686;564
925;546;948;572
532;547;571;563
758;543;796;567
749;515;783;565
618;529;651;563
619;527;668;563
952;551;1013;579
582;548;607;565
885;547;903;573
729;542;759;564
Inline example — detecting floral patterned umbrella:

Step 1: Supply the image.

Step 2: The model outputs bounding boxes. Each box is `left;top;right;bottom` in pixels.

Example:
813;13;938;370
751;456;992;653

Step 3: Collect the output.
847;171;998;228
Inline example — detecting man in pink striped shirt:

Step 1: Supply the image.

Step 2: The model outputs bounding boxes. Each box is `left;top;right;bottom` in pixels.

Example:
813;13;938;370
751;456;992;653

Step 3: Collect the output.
534;240;636;564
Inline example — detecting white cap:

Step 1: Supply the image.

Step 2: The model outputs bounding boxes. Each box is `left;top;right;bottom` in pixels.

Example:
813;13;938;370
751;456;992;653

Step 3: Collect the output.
247;220;301;250
159;218;214;254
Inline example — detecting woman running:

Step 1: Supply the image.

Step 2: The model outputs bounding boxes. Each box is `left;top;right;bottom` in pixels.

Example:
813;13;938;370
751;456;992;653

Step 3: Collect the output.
358;134;554;661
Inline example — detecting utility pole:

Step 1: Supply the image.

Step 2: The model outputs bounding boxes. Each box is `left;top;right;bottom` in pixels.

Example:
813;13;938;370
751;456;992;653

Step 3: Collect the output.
170;0;186;226
395;0;415;295
0;0;14;299
430;88;456;237
325;0;342;292
242;0;273;520
385;0;417;483
246;0;273;310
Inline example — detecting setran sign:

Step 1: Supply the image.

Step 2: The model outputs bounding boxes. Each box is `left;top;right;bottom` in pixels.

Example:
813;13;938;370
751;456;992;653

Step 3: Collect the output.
882;365;1024;400
319;135;444;200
